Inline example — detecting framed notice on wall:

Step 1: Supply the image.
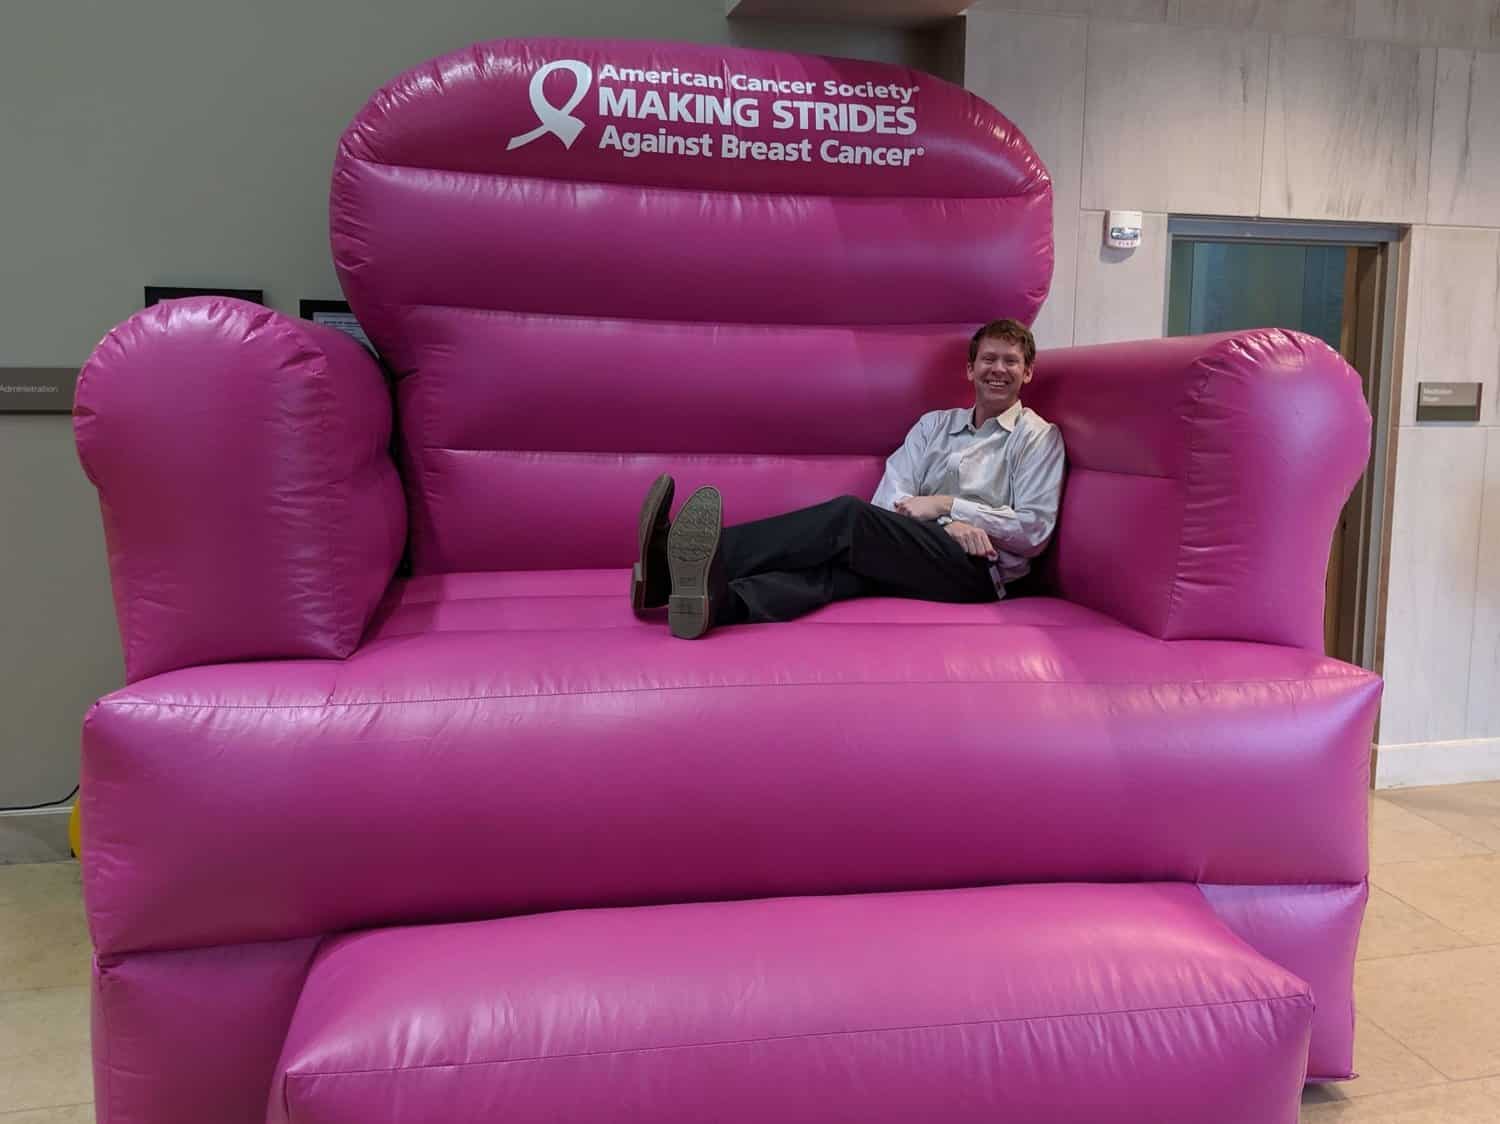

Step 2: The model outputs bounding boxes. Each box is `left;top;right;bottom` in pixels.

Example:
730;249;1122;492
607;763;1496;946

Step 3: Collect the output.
0;368;77;413
144;285;265;307
300;300;373;352
1416;382;1483;423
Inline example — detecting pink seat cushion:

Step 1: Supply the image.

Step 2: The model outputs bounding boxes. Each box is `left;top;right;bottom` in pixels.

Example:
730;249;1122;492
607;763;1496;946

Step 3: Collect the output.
363;568;1117;639
83;570;1379;957
269;883;1312;1124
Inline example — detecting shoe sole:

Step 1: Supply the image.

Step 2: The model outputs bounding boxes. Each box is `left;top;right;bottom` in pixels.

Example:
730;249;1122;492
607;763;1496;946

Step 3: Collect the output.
666;486;722;640
631;473;675;615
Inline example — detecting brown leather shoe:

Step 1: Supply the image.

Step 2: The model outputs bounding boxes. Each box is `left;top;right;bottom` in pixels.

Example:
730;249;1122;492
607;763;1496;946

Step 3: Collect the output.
666;486;726;639
631;474;675;615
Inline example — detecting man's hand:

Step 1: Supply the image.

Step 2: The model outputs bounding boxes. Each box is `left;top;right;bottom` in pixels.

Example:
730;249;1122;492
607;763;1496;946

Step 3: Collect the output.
894;494;953;521
945;520;998;561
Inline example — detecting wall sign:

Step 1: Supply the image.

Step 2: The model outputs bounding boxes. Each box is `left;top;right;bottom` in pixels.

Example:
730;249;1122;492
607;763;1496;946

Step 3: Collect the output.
144;285;264;308
1416;382;1483;423
300;300;373;351
0;368;77;413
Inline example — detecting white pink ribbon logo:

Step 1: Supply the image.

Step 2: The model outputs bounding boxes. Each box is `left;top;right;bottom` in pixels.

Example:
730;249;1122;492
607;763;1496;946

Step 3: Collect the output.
507;60;593;150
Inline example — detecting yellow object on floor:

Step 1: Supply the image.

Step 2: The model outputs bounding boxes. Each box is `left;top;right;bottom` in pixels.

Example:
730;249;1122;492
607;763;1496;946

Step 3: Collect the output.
69;799;82;858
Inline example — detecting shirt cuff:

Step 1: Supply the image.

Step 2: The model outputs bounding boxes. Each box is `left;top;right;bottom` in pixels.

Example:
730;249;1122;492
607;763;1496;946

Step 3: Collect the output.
949;497;977;525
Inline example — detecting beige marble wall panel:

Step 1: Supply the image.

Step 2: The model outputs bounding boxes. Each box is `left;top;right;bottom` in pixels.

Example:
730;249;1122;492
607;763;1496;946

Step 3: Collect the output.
1398;227;1500;426
1176;0;1351;35
1032;207;1080;348
1431;49;1500;227
1352;0;1500;47
1469;430;1500;738
1262;36;1435;222
1399;226;1427;431
970;0;1176;21
1081;21;1268;214
1072;210;1168;345
965;9;1087;344
1380;425;1488;746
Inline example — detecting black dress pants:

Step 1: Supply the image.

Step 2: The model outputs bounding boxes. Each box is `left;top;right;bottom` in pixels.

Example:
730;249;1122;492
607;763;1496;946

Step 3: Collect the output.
719;495;999;624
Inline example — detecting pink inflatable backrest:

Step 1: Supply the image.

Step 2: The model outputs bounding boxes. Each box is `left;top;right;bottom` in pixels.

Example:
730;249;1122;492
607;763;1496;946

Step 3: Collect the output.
332;38;1054;574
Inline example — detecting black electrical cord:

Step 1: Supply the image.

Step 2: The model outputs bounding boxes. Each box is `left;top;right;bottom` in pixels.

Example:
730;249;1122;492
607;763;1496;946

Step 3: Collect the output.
0;785;80;812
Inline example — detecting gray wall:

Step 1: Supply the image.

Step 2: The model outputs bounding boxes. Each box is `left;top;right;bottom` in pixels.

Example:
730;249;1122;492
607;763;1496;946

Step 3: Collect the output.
0;0;947;826
967;0;1500;787
3;1;938;366
0;417;118;805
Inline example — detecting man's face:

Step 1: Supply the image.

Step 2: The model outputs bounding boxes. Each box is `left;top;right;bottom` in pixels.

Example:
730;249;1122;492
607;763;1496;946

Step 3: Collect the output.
966;335;1032;414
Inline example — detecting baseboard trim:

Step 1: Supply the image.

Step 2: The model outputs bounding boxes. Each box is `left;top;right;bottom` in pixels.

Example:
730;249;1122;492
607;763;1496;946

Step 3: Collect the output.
1373;737;1500;789
0;806;73;863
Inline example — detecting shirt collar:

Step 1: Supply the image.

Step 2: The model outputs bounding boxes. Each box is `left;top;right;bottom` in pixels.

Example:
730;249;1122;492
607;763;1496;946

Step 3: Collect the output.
950;400;1023;435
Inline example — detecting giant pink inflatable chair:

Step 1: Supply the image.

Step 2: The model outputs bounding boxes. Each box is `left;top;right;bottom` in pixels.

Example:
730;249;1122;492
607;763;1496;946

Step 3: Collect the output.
74;38;1380;1124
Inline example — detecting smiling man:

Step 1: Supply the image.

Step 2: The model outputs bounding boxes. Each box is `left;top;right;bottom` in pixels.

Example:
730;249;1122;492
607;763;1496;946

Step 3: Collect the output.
632;318;1067;639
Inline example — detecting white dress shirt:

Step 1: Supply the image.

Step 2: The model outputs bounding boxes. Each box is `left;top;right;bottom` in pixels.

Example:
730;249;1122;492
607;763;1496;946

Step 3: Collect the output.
870;399;1066;594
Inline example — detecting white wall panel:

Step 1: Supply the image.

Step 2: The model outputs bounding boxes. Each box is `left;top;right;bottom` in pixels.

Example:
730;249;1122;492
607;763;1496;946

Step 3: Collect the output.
973;0;1175;20
1177;0;1351;35
1072;210;1168;344
1352;0;1500;48
1468;430;1500;739
1262;36;1435;222
1430;49;1500;227
1082;21;1268;215
1398;227;1500;426
1381;425;1487;745
965;10;1086;344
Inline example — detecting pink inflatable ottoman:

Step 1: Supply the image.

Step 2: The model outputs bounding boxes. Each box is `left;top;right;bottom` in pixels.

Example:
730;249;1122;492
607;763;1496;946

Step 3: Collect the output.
74;39;1380;1124
270;885;1312;1124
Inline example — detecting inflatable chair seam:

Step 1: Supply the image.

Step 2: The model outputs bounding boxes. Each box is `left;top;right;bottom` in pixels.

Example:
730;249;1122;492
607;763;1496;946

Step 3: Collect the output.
341;152;1044;203
400;300;987;332
283;991;1313;1081
421;446;885;461
1162;353;1222;639
101;671;1371;710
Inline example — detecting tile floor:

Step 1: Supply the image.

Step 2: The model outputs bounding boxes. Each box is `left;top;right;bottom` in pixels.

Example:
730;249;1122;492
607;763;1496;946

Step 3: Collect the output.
4;783;1500;1121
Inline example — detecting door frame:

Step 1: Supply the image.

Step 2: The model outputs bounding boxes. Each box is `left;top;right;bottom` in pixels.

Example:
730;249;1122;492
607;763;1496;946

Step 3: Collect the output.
1165;216;1405;676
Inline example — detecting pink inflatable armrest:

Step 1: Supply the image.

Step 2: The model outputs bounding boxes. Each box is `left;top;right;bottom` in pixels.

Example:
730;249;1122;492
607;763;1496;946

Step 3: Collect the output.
74;297;407;683
1027;329;1370;650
